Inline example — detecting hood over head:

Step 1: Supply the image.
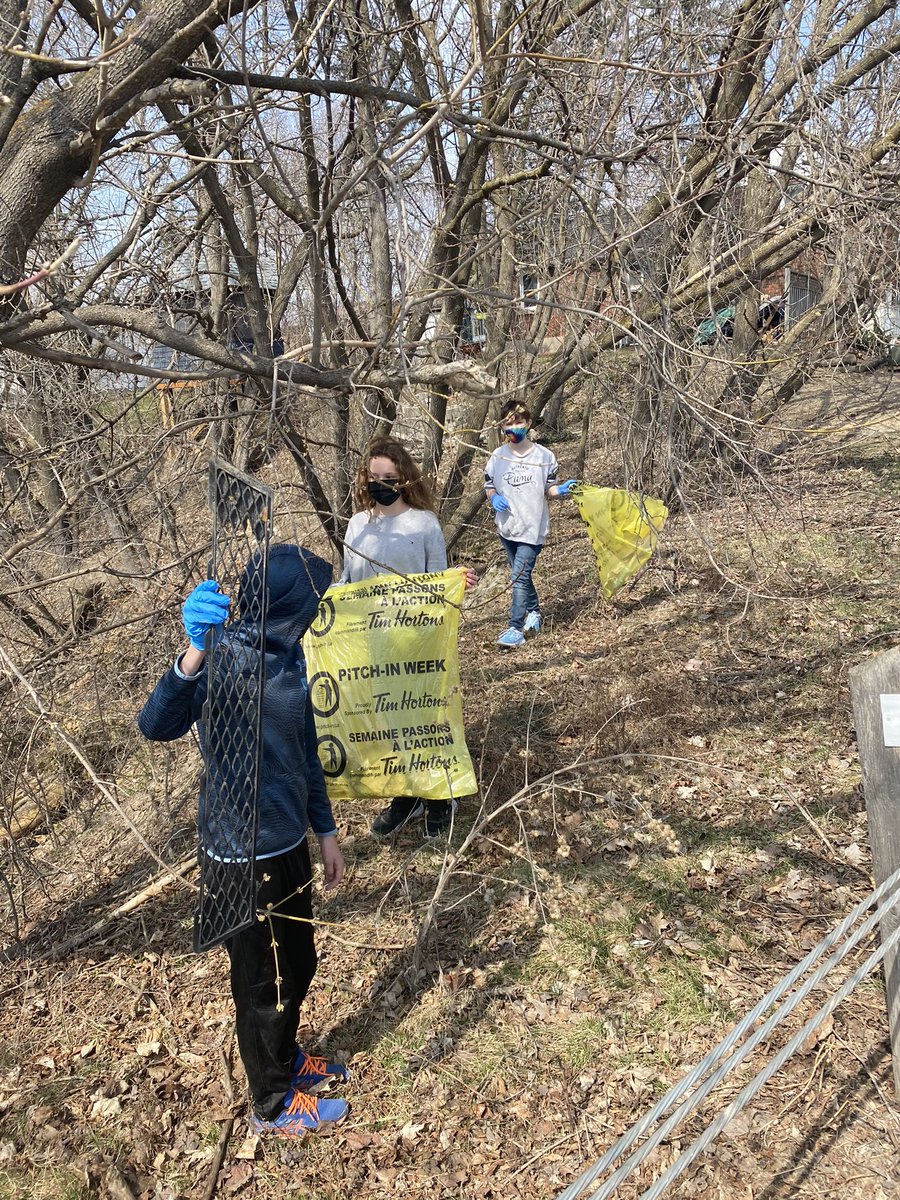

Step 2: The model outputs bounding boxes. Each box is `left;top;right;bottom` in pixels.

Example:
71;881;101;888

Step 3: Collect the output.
237;544;333;652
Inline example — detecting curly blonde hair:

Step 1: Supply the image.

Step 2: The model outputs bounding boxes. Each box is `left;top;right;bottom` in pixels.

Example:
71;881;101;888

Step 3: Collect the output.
353;437;436;513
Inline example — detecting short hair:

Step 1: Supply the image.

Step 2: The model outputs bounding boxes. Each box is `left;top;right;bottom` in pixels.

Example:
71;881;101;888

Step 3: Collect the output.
499;400;532;424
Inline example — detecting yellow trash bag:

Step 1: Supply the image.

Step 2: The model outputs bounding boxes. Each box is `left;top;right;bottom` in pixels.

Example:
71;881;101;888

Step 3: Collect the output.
572;485;668;600
304;569;477;801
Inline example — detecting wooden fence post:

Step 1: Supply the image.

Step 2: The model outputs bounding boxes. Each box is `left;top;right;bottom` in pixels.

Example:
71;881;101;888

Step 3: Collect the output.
849;648;900;1095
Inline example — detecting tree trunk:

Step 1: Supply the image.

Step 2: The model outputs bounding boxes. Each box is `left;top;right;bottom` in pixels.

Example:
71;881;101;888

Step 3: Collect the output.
0;0;231;282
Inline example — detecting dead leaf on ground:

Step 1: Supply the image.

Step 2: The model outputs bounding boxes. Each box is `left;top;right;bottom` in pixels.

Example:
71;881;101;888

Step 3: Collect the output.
723;1112;752;1140
800;1012;835;1055
91;1097;123;1119
222;1161;254;1194
841;843;865;867
103;1162;138;1200
234;1132;259;1160
135;1040;162;1057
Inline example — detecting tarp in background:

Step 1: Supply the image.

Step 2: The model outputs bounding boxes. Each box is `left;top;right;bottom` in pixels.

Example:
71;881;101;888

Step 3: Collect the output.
572;485;668;600
304;568;477;801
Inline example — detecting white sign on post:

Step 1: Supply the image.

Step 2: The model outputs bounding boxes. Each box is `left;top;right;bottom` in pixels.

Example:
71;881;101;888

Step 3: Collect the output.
880;694;900;747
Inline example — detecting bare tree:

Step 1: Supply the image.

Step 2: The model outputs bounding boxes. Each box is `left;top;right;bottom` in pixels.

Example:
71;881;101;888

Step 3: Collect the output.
0;0;896;638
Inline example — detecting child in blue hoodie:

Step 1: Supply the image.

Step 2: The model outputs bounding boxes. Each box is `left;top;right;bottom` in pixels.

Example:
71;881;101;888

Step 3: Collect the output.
138;544;348;1137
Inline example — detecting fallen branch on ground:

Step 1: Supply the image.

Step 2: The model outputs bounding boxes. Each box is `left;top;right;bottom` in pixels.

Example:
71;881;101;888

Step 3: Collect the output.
48;855;196;959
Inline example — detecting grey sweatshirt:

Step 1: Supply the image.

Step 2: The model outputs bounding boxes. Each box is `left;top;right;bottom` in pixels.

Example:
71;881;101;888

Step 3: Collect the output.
339;507;448;584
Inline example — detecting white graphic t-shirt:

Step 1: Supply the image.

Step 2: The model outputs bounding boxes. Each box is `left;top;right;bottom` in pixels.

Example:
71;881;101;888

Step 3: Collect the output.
483;443;559;544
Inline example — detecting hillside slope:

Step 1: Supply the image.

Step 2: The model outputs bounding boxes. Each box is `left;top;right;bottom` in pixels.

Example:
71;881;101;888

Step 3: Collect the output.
2;371;900;1200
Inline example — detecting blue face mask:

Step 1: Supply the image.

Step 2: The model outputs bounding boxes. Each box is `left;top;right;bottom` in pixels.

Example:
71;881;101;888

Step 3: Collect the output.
503;424;528;443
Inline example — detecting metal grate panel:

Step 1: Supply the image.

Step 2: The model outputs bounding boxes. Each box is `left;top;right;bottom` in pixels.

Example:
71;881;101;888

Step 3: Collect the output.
193;461;274;953
786;271;822;327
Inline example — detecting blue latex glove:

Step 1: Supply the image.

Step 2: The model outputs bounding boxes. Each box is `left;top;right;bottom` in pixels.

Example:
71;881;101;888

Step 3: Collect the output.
556;479;579;497
182;580;231;651
489;492;511;513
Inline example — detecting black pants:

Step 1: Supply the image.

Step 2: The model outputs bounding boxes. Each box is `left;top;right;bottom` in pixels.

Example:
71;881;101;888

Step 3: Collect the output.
224;839;317;1118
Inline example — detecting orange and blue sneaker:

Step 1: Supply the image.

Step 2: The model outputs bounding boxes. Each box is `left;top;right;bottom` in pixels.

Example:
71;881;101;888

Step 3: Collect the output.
250;1087;348;1136
291;1046;350;1093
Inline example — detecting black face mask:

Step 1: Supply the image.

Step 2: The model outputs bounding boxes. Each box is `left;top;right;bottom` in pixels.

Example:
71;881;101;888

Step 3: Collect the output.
367;480;402;507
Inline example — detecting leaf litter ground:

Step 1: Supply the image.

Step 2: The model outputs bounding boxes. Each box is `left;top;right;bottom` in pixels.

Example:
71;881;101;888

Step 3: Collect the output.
3;372;900;1199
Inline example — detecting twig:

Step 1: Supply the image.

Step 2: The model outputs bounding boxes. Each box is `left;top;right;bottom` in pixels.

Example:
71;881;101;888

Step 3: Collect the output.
0;643;197;892
413;755;623;961
220;1033;235;1104
833;1033;900;1144
205;1034;238;1198
0;238;81;296
784;788;839;860
46;856;196;959
200;1116;234;1200
267;908;408;951
506;1131;580;1179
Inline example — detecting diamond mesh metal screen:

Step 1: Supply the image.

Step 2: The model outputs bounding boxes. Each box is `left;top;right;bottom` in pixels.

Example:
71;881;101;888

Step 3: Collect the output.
193;461;274;953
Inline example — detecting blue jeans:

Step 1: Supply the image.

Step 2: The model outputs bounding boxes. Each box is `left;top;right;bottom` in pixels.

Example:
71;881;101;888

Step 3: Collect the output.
500;537;542;631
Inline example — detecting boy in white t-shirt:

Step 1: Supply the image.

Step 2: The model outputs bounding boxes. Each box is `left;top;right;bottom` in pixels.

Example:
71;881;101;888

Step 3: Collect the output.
483;401;577;647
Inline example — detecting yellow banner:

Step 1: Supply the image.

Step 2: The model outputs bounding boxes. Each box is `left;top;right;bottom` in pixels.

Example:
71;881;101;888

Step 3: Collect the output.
304;569;477;801
572;485;668;600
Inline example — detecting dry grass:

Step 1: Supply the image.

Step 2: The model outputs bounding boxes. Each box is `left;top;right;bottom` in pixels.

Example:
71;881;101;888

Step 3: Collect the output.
2;369;900;1199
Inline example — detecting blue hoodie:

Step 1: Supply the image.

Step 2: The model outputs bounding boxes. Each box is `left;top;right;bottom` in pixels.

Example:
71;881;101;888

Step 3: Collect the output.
138;545;336;858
